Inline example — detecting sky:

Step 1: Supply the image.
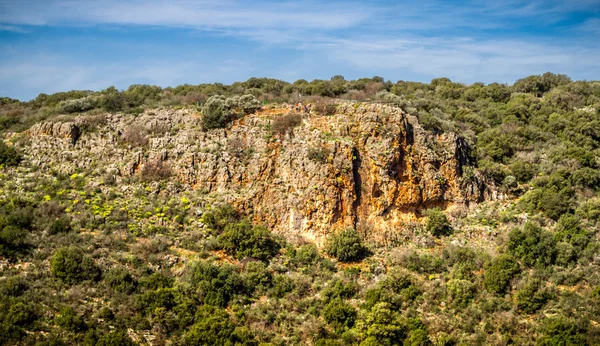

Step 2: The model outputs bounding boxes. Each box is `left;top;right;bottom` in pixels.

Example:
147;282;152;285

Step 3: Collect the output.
0;0;599;101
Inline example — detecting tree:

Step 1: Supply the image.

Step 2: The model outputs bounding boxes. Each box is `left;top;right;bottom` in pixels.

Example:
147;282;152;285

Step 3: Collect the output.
188;261;246;307
96;330;138;346
426;208;453;237
50;247;100;285
323;298;357;332
325;228;368;262
537;317;589;346
515;279;552;314
100;86;124;112
508;223;557;267
184;306;257;346
484;254;520;294
0;141;22;167
217;220;280;262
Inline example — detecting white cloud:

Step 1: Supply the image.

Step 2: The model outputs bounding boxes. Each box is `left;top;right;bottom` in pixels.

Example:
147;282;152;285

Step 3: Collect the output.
294;35;600;83
0;0;371;30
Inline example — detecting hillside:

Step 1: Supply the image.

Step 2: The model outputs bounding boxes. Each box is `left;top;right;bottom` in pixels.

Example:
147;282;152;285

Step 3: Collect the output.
0;74;599;345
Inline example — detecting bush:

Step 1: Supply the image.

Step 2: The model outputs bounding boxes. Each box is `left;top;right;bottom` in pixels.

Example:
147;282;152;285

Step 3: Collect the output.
184;306;257;346
105;267;137;294
401;251;445;274
507;223;557;267
58;96;97;113
50;247;100;284
446;279;476;308
515;279;552;314
483;254;520;294
201;94;260;130
200;204;238;234
55;306;87;332
188;261;246;307
325;228;368;262
202;95;232;130
243;261;272;291
294;243;320;265
217;220;280;262
272;113;302;136
0;141;22;167
536;317;589;346
307;145;331;164
364;272;420;310
510;160;537;183
426;208;453;237
323;298;356;332
0;225;29;260
100;86;124;112
96;330;138;346
48;217;72;235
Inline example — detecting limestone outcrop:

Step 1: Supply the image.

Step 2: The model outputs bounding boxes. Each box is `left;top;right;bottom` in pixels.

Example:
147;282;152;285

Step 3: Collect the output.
20;103;495;243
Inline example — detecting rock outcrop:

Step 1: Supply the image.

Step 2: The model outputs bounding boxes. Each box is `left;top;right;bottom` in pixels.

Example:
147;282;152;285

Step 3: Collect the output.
20;103;494;243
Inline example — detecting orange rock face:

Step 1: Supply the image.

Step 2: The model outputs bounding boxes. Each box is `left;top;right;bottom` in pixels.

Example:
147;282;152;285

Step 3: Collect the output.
22;103;494;244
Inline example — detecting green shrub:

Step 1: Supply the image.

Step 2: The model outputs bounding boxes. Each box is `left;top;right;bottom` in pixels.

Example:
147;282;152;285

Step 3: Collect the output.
323;279;358;301
0;225;29;260
364;272;420;310
401;251;446;274
200;204;238;234
5;301;37;327
446;279;476;308
510;160;537;183
536;317;589;346
360;302;407;345
105;267;137;294
294;243;320;265
188;261;246;307
96;330;138;346
426;208;453;237
507;223;556;267
243;261;272;292
136;288;176;314
515;279;552;314
270;274;295;298
307;145;331;164
100;87;124;112
55;306;87;332
325;228;368;262
218;220;280;262
50;247;100;284
483;254;520;294
58;96;97;113
201;94;260;130
184;306;257;346
323;298;356;332
48;217;72;235
0;141;22;167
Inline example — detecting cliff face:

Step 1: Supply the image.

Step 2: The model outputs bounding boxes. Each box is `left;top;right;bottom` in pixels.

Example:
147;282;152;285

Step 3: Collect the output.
21;103;493;244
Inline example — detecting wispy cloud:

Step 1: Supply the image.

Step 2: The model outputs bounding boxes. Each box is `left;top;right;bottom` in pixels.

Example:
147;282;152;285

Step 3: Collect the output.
0;24;29;33
0;0;599;99
578;17;600;33
0;0;371;30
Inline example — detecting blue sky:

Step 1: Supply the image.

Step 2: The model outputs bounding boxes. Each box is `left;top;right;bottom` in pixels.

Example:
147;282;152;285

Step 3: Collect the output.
0;0;599;101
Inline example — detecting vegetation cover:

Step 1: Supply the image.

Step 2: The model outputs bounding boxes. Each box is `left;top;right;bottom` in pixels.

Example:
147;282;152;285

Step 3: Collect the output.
0;72;599;345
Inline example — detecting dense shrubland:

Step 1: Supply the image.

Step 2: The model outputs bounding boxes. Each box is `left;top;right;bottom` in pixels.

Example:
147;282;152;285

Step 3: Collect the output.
0;72;600;344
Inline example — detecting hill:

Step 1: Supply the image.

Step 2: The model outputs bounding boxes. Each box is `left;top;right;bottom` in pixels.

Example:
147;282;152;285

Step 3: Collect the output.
0;73;599;345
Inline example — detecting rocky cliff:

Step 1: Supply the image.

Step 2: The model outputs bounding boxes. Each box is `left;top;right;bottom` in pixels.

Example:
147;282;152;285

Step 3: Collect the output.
19;103;494;244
